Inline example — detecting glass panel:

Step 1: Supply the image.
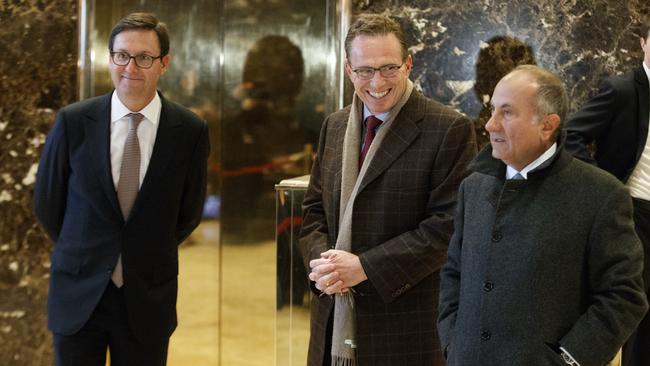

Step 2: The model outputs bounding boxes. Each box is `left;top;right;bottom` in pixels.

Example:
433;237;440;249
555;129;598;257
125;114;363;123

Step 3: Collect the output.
275;177;311;366
219;1;338;365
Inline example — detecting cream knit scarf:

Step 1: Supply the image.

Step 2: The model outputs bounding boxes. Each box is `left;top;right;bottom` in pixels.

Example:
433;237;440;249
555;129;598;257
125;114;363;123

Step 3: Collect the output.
332;79;414;366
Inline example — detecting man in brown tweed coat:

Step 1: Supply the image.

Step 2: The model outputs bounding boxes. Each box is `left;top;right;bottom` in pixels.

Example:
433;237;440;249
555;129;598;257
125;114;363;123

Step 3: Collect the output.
299;13;476;366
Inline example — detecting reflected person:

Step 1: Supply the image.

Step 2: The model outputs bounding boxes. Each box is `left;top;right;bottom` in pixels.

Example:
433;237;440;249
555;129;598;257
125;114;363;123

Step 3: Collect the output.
221;35;305;243
565;19;650;366
473;35;536;148
33;13;209;366
300;13;476;366
438;65;647;366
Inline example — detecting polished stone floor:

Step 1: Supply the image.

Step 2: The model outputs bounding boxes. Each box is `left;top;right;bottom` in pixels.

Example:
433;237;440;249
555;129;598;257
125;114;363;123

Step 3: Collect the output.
168;222;220;365
160;221;310;366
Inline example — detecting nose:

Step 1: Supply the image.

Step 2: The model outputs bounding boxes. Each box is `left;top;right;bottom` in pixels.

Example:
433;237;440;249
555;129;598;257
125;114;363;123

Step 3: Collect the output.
369;71;387;86
125;58;138;72
485;113;499;133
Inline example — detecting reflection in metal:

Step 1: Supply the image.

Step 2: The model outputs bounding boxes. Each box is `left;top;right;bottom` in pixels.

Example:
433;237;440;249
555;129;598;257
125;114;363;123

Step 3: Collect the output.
77;0;92;100
78;0;344;365
337;0;352;110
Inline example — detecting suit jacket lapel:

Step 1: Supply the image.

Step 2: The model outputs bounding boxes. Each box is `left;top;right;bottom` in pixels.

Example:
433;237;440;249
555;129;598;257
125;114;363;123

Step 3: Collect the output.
131;95;182;214
358;92;422;192
86;93;123;218
635;66;650;162
329;116;347;238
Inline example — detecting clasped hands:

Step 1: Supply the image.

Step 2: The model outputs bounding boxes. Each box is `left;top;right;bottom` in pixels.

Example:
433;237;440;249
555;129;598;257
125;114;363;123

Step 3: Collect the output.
309;249;368;295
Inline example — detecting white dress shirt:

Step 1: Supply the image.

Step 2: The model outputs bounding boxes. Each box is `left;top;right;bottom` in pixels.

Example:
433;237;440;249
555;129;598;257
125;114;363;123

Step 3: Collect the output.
505;143;557;180
110;91;161;189
625;62;650;200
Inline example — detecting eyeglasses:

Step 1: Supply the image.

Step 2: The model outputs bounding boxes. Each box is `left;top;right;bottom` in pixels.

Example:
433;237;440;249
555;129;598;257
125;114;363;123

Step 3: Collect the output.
110;51;163;69
351;63;404;80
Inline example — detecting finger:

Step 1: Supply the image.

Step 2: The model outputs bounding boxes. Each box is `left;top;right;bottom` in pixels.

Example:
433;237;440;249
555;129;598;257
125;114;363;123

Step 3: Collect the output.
309;257;330;268
311;263;335;275
320;249;337;258
316;271;339;291
308;272;320;282
323;280;345;295
316;274;332;290
324;271;340;285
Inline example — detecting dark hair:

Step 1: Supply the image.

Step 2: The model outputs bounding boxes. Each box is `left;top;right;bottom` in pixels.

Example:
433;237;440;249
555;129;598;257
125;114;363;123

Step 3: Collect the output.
345;13;408;61
638;18;650;40
109;13;170;56
474;36;536;105
243;35;304;101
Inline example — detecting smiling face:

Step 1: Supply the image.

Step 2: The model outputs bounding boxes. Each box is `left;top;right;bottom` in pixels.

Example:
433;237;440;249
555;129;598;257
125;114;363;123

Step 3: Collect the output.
109;29;170;111
485;71;556;170
345;33;412;115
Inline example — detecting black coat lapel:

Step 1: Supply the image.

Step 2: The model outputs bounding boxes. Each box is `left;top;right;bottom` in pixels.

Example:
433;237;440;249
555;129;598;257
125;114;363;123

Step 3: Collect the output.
86;94;123;218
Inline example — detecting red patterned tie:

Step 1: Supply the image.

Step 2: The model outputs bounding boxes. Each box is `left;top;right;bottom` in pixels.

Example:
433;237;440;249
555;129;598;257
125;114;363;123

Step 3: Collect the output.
359;115;382;167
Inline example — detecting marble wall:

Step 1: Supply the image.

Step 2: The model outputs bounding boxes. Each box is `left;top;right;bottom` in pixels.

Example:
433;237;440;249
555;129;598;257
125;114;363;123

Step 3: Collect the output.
352;0;650;147
0;1;77;365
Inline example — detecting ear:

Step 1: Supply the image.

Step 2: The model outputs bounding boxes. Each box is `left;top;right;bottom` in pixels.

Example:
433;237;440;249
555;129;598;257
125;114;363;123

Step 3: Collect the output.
344;58;354;80
404;54;413;74
160;54;171;74
539;113;561;140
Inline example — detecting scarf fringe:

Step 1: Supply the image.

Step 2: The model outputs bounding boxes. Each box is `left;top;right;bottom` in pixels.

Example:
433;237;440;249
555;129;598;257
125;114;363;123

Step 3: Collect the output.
333;355;356;366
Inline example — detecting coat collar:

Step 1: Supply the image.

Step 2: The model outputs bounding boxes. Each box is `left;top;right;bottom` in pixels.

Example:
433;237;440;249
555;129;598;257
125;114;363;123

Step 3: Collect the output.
470;129;572;182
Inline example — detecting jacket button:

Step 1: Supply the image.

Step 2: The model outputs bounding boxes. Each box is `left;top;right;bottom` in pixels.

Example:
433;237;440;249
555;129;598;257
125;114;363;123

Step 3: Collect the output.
483;281;494;292
491;230;502;243
481;330;491;341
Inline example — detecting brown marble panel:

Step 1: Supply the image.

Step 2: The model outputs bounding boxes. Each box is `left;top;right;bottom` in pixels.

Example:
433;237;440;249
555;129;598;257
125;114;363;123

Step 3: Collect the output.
0;1;77;365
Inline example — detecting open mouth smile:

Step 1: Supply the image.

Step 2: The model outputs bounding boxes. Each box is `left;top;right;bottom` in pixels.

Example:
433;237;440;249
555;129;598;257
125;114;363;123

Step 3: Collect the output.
368;89;390;98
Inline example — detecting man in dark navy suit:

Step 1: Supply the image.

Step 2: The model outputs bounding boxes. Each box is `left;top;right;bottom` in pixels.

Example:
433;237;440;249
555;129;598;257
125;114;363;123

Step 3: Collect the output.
33;13;208;366
566;19;650;366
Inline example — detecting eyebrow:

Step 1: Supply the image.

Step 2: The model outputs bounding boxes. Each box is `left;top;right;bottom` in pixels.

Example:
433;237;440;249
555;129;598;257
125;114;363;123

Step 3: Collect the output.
491;102;513;110
113;49;156;55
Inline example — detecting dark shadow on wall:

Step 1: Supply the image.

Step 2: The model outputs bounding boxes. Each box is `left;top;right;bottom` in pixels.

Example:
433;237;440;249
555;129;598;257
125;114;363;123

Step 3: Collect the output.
473;36;536;148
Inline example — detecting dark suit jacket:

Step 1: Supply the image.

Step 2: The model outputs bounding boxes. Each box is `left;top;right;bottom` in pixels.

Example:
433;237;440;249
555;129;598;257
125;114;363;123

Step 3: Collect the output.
299;89;477;365
33;92;209;343
565;66;650;182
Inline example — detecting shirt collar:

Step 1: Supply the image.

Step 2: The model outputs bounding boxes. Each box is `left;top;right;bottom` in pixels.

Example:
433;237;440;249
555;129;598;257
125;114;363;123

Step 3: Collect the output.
362;105;389;123
643;61;650;89
506;143;557;179
111;91;161;125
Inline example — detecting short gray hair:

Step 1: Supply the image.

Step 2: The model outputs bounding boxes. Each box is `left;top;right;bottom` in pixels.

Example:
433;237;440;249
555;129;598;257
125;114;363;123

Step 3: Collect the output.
511;65;568;130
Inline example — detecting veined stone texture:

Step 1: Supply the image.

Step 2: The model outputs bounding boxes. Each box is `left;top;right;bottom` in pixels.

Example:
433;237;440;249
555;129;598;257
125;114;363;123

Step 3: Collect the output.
354;0;650;147
0;1;77;365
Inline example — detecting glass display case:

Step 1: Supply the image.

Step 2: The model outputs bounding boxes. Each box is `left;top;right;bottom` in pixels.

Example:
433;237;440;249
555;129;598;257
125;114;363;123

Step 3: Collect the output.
275;175;311;366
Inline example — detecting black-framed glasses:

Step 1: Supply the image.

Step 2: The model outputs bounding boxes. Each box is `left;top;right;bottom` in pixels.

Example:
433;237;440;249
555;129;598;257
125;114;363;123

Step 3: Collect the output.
110;51;163;69
351;63;404;80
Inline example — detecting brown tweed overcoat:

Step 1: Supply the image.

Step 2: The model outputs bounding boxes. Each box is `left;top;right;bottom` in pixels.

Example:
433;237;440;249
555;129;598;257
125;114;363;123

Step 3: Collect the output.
299;89;477;366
